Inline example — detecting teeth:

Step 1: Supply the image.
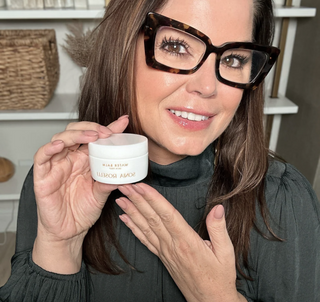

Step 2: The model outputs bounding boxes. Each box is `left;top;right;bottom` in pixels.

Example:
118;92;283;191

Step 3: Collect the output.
170;109;209;121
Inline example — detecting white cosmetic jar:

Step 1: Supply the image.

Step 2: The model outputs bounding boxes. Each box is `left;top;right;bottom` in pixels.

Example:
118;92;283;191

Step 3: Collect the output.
88;133;148;184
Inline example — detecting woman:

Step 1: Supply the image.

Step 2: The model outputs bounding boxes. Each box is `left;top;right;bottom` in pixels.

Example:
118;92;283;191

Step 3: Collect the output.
1;0;319;301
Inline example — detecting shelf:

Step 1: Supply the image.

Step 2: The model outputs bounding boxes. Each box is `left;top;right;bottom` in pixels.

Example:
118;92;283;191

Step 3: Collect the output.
0;165;31;201
0;6;316;20
0;7;104;19
0;94;78;121
264;93;298;115
274;5;316;18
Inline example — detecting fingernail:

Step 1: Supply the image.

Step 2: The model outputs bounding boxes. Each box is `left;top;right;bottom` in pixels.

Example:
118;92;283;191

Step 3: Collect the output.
214;205;225;219
52;140;63;145
119;214;129;224
132;184;145;195
84;130;99;137
118;185;130;196
118;115;129;120
116;198;127;210
99;125;112;134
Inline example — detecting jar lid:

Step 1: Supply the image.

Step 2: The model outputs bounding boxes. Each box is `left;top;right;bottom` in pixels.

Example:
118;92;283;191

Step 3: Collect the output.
88;133;148;159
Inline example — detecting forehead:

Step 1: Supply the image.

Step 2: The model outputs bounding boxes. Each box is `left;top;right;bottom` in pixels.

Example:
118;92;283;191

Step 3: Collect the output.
157;0;254;45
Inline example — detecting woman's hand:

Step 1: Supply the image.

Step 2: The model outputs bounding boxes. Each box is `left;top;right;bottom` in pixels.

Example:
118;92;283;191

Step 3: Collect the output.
116;183;247;302
32;116;129;273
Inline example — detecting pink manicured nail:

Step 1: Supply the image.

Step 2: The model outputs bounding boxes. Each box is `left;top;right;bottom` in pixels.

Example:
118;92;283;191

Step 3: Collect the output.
99;125;112;134
119;214;129;223
118;185;131;196
118;115;129;120
84;130;99;137
116;198;127;210
52;140;63;145
214;205;225;219
132;184;145;195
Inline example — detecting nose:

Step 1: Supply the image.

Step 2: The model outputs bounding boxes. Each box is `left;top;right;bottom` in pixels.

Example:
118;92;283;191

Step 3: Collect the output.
185;54;218;98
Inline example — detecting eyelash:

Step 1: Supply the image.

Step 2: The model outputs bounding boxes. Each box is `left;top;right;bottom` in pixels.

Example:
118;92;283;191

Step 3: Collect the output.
159;36;190;56
221;53;250;69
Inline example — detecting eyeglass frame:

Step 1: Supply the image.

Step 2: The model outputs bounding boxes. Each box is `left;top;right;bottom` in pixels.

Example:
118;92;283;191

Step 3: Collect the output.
143;12;280;90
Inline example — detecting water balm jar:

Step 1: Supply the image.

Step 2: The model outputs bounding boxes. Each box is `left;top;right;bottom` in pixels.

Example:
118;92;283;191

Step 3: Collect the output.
89;133;148;185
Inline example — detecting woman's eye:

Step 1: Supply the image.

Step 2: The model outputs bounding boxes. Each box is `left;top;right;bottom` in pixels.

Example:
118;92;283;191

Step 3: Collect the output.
164;42;187;54
221;55;248;69
160;38;189;56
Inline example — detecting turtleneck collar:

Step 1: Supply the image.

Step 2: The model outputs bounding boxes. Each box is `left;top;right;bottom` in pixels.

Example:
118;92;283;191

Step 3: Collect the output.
145;144;214;187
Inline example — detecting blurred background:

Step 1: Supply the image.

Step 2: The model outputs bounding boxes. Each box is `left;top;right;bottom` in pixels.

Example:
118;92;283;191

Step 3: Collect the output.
277;0;320;198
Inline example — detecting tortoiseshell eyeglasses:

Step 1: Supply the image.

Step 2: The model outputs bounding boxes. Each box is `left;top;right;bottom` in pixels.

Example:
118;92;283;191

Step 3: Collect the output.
143;12;280;90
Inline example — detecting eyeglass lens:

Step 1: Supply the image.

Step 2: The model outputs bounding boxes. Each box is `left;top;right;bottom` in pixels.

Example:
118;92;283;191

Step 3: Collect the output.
154;26;269;85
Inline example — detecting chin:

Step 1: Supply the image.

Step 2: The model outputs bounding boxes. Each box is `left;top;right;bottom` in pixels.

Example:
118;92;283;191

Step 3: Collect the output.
147;134;214;164
168;141;212;157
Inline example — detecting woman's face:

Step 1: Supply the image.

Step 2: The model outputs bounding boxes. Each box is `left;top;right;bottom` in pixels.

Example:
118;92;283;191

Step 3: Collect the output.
135;0;254;165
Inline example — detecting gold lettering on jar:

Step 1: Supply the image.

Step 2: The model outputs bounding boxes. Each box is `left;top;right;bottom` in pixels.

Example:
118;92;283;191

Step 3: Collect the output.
97;172;117;178
102;163;129;170
115;163;128;167
102;163;114;167
120;172;136;178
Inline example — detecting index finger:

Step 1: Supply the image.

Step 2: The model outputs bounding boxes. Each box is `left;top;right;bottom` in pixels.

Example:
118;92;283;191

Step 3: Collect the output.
130;183;194;238
66;115;129;137
35;130;99;168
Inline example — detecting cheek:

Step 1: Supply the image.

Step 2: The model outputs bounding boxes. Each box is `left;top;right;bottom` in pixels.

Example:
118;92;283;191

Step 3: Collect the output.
136;67;184;103
135;35;186;103
221;87;243;116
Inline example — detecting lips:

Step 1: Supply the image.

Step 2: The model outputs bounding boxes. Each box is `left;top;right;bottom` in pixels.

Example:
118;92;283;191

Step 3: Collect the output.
168;108;213;131
169;109;210;121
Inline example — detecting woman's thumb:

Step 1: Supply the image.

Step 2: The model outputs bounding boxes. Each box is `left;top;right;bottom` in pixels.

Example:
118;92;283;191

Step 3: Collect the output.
206;205;234;259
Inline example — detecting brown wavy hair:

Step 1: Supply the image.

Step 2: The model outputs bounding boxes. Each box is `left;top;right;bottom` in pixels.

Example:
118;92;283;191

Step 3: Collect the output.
79;0;278;276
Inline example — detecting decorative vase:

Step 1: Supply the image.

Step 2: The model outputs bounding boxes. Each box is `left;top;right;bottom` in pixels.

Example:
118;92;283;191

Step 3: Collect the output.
0;157;15;182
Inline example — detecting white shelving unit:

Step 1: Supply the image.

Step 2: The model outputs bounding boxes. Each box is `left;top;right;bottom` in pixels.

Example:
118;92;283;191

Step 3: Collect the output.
0;7;105;19
0;4;316;213
0;5;316;19
274;5;316;17
264;94;298;115
0;94;78;121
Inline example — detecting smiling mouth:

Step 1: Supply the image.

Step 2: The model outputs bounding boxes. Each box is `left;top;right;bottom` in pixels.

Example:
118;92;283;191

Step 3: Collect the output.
169;109;210;121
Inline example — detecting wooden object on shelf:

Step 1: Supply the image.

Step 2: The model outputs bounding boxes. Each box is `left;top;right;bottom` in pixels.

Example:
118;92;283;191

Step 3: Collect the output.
0;157;15;182
62;23;95;68
0;29;60;110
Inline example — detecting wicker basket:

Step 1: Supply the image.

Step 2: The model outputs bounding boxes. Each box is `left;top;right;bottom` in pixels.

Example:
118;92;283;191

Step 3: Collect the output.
0;29;60;110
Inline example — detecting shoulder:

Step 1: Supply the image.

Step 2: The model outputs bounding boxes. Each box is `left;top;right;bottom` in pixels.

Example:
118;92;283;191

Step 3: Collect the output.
265;158;318;203
20;166;35;203
16;166;37;253
240;159;320;300
263;158;320;234
266;157;313;188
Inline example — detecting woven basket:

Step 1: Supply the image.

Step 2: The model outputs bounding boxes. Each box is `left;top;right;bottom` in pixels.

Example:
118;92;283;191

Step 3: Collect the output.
0;29;60;110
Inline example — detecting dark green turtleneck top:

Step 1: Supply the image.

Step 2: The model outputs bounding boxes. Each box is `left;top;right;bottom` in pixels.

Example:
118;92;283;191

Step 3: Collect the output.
1;146;319;302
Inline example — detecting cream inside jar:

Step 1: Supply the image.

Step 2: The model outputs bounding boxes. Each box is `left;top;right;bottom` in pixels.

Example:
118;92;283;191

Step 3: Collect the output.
88;133;148;184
